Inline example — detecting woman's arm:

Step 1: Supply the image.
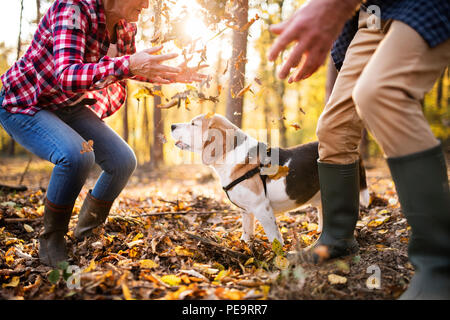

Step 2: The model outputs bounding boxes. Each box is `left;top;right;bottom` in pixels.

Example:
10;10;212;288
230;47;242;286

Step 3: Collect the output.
53;2;131;93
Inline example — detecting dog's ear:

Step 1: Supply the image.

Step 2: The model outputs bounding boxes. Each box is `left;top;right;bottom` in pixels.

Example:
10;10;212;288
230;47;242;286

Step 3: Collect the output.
202;116;226;165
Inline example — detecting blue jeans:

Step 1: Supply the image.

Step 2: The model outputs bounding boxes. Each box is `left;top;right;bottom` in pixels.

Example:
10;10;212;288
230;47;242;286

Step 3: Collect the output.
0;92;136;206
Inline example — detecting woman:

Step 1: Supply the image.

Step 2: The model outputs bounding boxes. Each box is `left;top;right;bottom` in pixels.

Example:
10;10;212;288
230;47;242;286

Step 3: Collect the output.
0;0;206;267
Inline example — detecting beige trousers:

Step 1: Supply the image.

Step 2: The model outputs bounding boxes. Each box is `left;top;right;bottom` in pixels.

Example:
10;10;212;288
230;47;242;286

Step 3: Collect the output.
317;11;450;163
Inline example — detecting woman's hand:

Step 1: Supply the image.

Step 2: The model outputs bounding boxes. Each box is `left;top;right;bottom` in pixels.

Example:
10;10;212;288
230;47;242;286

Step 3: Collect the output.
129;45;181;84
129;45;209;84
268;0;360;83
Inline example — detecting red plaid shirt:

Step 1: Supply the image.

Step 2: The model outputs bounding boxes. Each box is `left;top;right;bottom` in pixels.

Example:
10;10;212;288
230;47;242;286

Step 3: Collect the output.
1;0;139;119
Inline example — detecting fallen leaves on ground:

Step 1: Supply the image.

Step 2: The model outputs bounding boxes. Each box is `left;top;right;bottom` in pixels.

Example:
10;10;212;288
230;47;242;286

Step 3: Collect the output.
0;160;413;300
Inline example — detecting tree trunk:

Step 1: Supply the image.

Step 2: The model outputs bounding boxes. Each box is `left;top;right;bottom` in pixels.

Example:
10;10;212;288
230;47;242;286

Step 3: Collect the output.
151;0;164;167
9;0;25;156
225;0;249;128
36;0;42;23
122;99;129;143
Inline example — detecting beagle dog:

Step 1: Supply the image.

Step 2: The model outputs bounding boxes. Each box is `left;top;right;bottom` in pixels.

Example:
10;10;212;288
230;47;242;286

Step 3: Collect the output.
171;114;370;245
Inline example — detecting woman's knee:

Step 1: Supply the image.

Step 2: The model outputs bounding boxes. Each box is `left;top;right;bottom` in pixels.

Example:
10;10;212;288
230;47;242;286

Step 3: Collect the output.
58;147;95;174
105;145;137;179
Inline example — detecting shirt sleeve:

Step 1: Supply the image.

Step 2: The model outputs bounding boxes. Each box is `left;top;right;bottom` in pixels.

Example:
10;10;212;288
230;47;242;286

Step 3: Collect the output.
52;2;131;93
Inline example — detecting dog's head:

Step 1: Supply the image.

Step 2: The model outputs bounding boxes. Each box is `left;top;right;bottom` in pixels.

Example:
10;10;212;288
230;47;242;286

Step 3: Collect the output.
171;114;248;165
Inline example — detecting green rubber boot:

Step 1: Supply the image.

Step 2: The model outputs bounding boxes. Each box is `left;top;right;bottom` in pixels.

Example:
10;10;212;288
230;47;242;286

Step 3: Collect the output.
38;199;73;268
288;161;360;264
387;144;450;300
74;190;113;240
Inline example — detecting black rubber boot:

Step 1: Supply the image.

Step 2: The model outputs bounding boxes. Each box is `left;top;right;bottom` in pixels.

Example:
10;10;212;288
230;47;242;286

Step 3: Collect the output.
74;190;113;240
387;145;450;300
288;161;360;264
39;199;73;268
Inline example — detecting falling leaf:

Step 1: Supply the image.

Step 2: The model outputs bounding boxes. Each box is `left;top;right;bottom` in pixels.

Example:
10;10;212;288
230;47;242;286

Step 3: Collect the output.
328;274;347;285
161;275;182;286
290;123;301;131
2;276;20;288
133;88;152;101
236;84;252;98
254;77;262;85
139;259;159;269
240;14;260;31
205;111;215;119
80;140;94;154
223;61;229;75
267;165;290;180
156;100;178;109
158;134;168;144
299;107;306;115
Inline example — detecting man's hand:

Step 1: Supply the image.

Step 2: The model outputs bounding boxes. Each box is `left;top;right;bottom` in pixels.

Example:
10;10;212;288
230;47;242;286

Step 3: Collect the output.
268;0;360;83
129;45;181;84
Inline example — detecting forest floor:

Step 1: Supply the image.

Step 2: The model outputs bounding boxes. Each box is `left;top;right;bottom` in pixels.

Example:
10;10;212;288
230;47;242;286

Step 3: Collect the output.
0;155;431;300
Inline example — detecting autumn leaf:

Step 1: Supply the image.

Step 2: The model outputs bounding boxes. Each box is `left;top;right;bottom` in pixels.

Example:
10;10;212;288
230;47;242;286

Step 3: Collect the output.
156;100;178;109
175;246;194;257
290;123;301;131
122;282;133;300
205;111;215;119
272;238;284;256
240;14;260;32
236;84;252;98
161;275;182;286
134;88;152;101
80;140;94;154
139;259;159;269
274;255;290;270
267;165;290;180
2;276;20;288
328;274;347;285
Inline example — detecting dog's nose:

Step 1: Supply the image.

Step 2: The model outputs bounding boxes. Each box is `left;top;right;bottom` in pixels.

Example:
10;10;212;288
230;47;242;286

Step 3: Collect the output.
171;124;176;131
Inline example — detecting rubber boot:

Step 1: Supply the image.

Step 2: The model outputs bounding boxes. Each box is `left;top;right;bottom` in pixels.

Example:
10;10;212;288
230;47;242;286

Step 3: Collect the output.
74;190;113;240
288;161;360;264
39;199;73;268
387;144;450;299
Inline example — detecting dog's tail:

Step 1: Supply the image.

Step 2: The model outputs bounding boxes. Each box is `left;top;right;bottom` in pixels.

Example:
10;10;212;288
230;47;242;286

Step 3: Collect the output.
359;158;370;207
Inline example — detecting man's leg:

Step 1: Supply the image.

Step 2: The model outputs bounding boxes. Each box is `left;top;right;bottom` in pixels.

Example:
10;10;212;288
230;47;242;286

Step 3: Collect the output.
294;11;388;263
353;21;450;299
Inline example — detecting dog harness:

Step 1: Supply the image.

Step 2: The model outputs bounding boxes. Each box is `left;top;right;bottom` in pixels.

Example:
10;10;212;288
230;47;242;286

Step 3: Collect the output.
222;143;271;209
